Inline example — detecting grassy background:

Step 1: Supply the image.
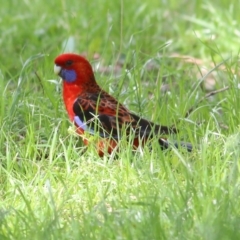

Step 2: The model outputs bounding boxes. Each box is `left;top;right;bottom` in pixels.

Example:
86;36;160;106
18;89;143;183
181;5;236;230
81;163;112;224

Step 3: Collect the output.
1;0;240;239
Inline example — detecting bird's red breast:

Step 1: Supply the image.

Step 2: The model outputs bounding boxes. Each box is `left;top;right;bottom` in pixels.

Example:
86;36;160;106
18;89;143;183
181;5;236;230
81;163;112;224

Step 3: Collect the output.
54;53;192;156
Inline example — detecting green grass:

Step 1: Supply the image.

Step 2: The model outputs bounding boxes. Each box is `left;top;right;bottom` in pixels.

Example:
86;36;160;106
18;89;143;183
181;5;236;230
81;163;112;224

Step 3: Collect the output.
1;0;240;239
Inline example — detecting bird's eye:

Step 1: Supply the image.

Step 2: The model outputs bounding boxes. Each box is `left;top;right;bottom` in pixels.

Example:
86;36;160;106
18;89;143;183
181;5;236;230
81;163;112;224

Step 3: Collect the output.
65;60;73;66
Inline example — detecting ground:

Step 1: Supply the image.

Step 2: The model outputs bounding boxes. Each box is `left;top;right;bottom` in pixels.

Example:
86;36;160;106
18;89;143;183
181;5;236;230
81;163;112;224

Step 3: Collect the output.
0;0;240;239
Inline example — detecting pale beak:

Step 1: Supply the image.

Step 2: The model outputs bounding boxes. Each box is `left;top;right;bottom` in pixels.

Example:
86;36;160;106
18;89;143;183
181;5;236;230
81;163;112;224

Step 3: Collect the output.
54;64;61;75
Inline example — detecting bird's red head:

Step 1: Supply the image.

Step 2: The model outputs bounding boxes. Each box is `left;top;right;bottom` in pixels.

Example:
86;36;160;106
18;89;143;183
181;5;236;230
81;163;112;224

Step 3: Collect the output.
54;53;96;86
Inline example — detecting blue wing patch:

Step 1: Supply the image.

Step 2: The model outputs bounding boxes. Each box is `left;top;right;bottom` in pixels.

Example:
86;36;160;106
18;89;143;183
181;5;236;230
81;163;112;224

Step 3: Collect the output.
73;115;121;139
74;116;87;130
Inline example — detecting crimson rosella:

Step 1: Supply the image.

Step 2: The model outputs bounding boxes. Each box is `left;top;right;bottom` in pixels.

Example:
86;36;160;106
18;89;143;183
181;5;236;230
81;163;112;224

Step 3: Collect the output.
54;53;192;156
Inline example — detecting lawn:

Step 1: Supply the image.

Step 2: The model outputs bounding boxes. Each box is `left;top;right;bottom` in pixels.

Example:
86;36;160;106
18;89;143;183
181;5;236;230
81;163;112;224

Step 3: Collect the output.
1;0;240;239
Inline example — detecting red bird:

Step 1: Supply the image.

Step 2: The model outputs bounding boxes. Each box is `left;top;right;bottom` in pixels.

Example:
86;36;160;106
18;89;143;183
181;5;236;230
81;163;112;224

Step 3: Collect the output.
54;53;192;156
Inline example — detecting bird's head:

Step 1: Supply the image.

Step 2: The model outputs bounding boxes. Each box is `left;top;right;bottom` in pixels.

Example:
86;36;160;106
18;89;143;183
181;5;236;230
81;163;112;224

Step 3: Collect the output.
54;53;96;86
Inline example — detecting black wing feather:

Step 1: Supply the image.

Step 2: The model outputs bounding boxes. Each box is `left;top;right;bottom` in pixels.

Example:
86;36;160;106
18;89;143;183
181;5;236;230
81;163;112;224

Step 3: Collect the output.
73;91;176;139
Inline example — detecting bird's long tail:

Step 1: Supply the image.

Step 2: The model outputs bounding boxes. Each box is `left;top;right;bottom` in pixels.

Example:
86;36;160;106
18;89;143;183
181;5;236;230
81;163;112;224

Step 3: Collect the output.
159;138;193;152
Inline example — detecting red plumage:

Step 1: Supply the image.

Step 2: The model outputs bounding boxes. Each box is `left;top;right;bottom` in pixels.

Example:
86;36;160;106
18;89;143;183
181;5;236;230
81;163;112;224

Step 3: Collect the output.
54;53;192;156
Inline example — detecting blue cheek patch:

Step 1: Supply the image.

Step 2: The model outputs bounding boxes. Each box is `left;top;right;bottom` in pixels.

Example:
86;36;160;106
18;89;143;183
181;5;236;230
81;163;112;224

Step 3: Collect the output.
60;69;77;83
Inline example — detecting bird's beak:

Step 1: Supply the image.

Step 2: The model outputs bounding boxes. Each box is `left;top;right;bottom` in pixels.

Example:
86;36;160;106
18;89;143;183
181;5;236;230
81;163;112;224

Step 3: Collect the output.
54;64;61;75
